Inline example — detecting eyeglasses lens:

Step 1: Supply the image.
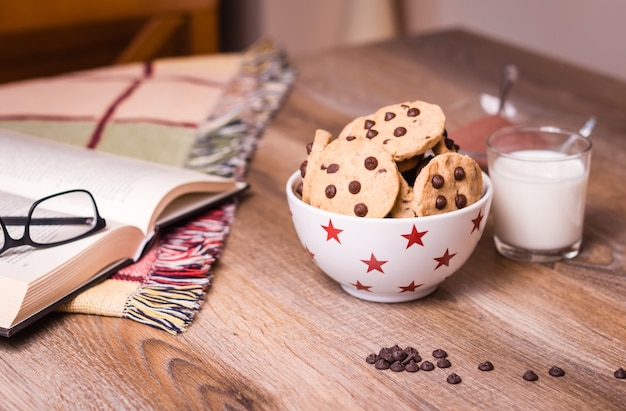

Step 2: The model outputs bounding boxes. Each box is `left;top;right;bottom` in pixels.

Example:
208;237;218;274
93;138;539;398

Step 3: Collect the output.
29;191;98;245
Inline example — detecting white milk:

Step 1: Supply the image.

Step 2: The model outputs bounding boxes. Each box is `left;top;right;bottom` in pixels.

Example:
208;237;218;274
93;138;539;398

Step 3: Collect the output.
490;150;589;250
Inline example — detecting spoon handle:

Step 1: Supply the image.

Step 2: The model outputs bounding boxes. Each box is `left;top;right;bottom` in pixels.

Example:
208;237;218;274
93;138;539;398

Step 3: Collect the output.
498;64;519;115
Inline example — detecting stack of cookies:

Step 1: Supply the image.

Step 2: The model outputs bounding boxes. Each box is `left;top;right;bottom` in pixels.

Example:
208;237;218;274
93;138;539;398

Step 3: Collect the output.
297;100;483;218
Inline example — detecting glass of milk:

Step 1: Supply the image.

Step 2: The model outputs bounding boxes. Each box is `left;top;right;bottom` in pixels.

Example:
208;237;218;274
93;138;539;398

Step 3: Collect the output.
486;126;592;262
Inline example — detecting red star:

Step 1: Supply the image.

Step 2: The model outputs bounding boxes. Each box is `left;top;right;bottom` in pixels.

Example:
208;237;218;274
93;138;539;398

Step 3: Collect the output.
361;253;387;273
305;245;315;259
322;219;343;243
434;248;457;269
399;281;423;293
471;209;484;233
351;280;373;291
401;225;428;248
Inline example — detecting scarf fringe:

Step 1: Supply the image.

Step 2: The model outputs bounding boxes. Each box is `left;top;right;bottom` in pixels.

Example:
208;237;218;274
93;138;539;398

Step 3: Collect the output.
120;39;294;334
121;202;235;334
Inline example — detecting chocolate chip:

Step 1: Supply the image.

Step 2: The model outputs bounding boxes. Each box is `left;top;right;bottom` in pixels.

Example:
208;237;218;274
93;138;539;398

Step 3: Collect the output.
446;373;462;384
392;349;408;363
364;119;375;129
435;195;447;209
354;203;368;217
384;112;395;121
454;167;465;181
455;194;467;209
364;156;378;170
403;346;419;357
549;366;565;377
378;347;394;363
299;160;308;177
403;351;421;364
348;180;361;194
366;129;378;139
346;135;357;141
431;174;444;189
432;349;448;358
614;368;626;379
407;107;421;117
375;359;390;370
306;142;313;154
437;358;451;368
296;182;303;196
365;353;378;364
325;185;336;199
523;370;539;381
420;361;435;371
390;361;405;372
404;360;419;373
478;361;494;371
326;163;339;173
394;127;407;137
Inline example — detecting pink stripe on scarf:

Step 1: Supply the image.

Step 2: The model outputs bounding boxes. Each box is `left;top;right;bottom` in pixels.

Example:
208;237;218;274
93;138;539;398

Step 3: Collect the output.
87;62;153;149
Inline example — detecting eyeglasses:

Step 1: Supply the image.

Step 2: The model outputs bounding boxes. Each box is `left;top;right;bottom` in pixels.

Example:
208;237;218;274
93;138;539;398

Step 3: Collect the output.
0;189;106;255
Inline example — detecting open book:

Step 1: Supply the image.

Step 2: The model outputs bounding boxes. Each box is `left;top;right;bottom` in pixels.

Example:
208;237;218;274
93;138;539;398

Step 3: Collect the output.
0;129;247;336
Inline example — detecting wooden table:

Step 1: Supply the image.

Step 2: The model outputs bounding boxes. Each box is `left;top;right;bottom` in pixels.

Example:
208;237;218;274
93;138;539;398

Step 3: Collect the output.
1;29;625;410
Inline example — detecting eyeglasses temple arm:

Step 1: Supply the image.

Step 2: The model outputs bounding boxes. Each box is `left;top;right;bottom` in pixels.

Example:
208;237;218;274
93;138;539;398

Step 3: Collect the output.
0;216;96;226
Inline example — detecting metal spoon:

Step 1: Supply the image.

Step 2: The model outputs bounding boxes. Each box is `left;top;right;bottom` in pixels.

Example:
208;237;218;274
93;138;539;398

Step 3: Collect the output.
498;64;519;115
578;116;596;138
557;116;596;152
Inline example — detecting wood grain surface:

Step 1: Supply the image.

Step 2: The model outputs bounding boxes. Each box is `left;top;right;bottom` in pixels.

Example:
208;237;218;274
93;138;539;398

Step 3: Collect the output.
1;29;625;410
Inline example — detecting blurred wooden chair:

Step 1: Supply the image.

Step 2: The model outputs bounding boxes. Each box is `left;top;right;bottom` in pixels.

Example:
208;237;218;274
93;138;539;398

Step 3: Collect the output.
0;0;219;83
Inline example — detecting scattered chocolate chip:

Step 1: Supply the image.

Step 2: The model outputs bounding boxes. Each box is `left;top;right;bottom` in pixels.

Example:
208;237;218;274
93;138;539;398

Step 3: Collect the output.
523;370;539;381
295;182;303;197
478;361;494;371
366;129;378;139
549;366;565;377
454;166;466;181
614;368;626;379
437;358;452;368
364;156;378;170
306;142;313;154
390;361;405;372
326;163;339;173
348;180;361;194
407;107;421;117
392;349;408;363
447;373;462;384
455;194;467;209
404;346;419;357
325;185;336;199
299;160;308;177
378;347;394;363
404;360;419;373
365;353;378;364
404;353;422;364
346;135;357;141
375;359;390;370
431;174;444;189
432;349;448;358
354;203;368;217
435;195;447;210
364;119;375;129
384;112;395;121
394;127;407;137
420;361;435;371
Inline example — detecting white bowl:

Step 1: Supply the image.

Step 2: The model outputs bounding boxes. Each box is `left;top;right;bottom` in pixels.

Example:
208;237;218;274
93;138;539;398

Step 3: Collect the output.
286;170;493;302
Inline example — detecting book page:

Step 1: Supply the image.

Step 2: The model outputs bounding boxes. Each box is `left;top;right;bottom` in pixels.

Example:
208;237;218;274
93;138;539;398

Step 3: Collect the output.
0;129;236;234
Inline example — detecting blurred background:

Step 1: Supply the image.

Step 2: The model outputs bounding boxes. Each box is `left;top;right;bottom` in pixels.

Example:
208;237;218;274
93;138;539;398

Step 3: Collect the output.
1;0;624;83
